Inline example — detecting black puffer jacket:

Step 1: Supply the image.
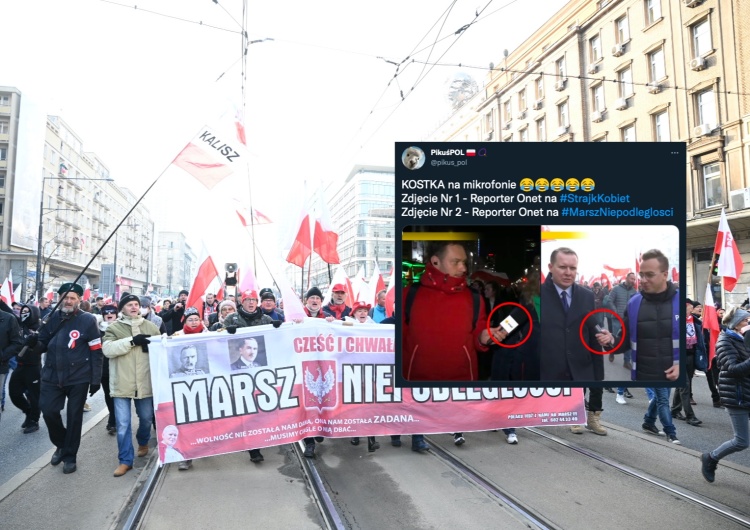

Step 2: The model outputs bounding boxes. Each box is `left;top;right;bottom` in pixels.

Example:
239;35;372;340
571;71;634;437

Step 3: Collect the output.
714;330;750;410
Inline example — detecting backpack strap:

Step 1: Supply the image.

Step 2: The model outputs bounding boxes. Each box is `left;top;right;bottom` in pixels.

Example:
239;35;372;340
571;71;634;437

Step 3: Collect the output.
404;283;420;325
471;289;480;329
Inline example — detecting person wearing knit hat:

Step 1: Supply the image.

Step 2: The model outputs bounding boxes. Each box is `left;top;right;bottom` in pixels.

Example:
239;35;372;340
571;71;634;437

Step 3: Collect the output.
209;300;237;331
139;296;166;334
118;294;140;313
98;303;119;434
171;307;206;336
701;306;750;483
303;287;328;320
672;297;705;426
259;288;285;322
102;288;161;477
161;290;189;338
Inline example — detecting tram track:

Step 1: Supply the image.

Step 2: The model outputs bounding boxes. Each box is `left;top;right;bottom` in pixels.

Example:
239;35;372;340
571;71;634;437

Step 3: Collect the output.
525;427;750;528
112;427;750;529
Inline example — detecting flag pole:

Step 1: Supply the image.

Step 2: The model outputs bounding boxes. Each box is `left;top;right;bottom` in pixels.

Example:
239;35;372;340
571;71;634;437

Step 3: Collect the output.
19;158;172;356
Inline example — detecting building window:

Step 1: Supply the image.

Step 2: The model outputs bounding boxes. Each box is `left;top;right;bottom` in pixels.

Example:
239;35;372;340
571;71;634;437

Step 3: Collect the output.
0;172;5;188
697;89;717;128
621;124;636;142
0;147;6;161
618;67;634;97
518;89;527;112
537;118;546;142
589;35;602;63
702;162;722;208
0;121;8;134
653;111;670;142
615;15;630;43
535;77;544;100
484;110;494;133
503;100;511;122
556;57;566;79
649;47;665;81
0;95;9;106
692;19;711;57
645;0;661;25
592;84;605;112
519;128;528;142
558;101;569;128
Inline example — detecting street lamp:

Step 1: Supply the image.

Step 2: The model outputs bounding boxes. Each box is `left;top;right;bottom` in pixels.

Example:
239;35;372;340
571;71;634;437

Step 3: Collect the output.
36;175;112;301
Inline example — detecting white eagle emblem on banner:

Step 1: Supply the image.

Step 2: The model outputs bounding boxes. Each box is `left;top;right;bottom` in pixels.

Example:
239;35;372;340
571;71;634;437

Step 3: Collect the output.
304;366;335;404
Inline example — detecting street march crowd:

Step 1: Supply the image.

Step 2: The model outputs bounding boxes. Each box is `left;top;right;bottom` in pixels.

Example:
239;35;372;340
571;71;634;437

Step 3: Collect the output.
1;242;749;487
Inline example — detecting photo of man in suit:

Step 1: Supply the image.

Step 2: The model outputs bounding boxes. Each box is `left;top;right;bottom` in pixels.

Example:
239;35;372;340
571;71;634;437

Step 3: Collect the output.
540;247;612;435
230;337;267;369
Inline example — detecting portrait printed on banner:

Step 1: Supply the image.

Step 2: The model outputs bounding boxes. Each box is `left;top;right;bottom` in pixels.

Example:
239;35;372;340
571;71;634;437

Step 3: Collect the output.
229;336;268;369
169;343;211;378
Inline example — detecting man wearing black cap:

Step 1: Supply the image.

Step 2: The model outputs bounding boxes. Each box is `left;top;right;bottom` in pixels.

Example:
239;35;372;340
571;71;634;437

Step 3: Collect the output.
303;287;331;320
27;282;103;474
259;288;284;321
160;289;188;334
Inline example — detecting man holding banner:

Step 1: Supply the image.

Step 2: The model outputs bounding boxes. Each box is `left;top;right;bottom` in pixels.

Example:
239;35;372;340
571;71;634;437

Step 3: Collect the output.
103;294;161;477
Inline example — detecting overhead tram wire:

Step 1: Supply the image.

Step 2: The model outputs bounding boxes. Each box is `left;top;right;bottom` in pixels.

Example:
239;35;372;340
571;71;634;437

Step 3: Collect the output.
349;0;526;149
347;0;461;147
407;59;750;99
98;0;241;34
357;0;497;151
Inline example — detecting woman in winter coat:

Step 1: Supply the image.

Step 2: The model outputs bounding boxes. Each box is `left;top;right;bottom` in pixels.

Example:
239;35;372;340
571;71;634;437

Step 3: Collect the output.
701;307;750;483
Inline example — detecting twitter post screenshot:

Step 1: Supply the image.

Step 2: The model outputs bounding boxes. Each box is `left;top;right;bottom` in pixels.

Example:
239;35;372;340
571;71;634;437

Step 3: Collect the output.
395;141;687;389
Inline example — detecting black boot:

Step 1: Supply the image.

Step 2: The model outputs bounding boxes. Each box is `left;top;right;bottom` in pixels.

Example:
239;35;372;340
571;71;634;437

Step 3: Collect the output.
367;437;380;452
248;449;264;463
21;414;31;429
350;437;360;445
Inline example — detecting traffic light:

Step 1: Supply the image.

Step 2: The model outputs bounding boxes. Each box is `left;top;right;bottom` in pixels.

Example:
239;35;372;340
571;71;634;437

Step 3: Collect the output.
711;254;720;276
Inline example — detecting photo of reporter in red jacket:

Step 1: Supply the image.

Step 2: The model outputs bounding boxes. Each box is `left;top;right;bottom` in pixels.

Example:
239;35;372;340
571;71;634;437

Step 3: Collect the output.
402;242;507;382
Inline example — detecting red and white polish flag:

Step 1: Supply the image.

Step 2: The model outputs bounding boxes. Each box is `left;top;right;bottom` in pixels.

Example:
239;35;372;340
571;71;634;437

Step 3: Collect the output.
703;283;720;365
171;126;243;190
714;208;743;292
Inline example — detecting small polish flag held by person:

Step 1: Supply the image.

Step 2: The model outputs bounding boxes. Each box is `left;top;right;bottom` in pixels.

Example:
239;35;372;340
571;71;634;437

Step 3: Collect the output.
45;286;55;301
171;125;244;190
466;149;476;157
0;271;14;305
83;281;91;301
703;284;720;365
186;252;221;318
714;208;744;292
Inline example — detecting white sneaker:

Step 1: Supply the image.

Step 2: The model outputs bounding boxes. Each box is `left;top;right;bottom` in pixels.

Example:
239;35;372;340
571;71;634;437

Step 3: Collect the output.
506;433;518;444
615;394;627;404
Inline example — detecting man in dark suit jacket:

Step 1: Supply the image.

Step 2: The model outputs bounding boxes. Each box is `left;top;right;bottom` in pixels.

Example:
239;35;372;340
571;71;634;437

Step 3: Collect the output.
541;247;611;436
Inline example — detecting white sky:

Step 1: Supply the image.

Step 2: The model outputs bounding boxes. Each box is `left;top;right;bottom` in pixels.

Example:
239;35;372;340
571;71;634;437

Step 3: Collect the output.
2;0;569;286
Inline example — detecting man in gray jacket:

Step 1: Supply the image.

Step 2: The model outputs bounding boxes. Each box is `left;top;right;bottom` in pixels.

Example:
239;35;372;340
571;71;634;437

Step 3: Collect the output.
606;272;637;369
